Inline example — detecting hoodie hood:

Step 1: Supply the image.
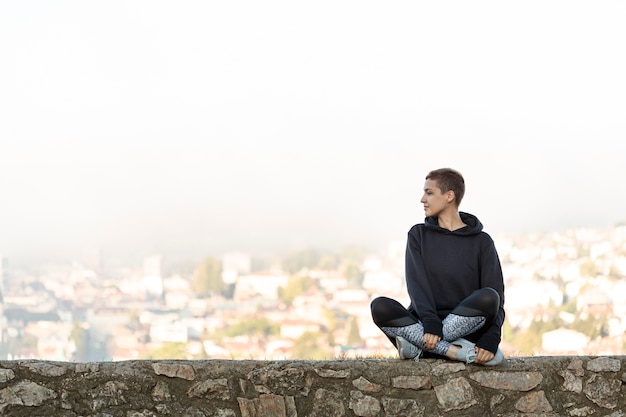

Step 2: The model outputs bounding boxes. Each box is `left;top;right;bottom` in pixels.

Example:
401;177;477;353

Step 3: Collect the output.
424;211;483;236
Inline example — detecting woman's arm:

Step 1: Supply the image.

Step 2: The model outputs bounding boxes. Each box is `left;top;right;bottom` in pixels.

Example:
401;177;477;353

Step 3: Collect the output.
405;228;443;338
475;235;506;353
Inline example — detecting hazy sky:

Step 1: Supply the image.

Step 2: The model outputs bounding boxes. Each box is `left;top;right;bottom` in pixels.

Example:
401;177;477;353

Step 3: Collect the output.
1;1;625;260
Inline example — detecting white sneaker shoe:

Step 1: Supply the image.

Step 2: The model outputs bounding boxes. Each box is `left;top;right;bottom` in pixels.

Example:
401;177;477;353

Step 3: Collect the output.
451;338;504;366
395;336;422;362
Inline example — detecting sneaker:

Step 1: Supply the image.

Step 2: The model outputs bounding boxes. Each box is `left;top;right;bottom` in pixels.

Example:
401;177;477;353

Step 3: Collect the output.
395;336;422;361
450;338;504;366
487;348;505;366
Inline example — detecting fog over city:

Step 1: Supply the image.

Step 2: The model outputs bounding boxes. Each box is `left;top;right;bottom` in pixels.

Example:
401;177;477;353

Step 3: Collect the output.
1;1;625;263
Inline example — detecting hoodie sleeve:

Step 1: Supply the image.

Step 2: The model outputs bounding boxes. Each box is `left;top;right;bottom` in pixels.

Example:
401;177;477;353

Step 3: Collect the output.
475;235;506;354
405;228;443;338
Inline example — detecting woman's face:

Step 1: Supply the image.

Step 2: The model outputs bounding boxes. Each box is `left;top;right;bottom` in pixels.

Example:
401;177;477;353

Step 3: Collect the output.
420;179;450;217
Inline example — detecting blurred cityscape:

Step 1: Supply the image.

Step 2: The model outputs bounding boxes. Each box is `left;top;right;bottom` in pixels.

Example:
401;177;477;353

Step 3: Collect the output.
1;224;625;362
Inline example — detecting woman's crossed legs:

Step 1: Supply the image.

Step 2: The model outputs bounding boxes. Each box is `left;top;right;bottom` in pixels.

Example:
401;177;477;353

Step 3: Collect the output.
370;288;500;362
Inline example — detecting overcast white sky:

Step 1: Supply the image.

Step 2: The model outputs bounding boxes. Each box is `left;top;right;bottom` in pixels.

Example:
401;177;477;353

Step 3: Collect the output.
1;1;625;260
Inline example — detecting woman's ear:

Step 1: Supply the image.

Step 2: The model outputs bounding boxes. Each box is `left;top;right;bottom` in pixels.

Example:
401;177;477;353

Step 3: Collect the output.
446;190;456;203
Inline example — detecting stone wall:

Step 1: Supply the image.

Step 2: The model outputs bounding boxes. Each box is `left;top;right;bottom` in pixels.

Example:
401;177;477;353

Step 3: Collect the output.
0;356;625;416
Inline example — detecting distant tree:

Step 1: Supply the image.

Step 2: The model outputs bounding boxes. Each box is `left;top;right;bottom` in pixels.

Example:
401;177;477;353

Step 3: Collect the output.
225;317;280;338
327;329;335;347
145;342;188;360
513;319;545;355
506;316;563;356
572;315;607;340
576;243;590;258
250;256;271;272
501;318;515;343
69;321;89;362
562;297;578;314
317;254;338;271
4;334;37;359
579;259;599;278
347;316;361;347
290;331;332;360
282;249;320;274
343;262;363;288
607;264;622;280
191;256;223;297
324;309;340;333
338;245;368;264
277;276;316;305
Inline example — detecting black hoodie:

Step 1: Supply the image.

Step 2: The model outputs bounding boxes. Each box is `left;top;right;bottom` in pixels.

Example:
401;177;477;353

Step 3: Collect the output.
405;211;505;354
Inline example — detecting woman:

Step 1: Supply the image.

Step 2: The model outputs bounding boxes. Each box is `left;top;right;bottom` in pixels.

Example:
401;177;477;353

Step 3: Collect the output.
371;168;505;365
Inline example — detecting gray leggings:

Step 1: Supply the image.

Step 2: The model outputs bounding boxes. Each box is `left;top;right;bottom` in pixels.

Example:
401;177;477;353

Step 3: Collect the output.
370;288;499;356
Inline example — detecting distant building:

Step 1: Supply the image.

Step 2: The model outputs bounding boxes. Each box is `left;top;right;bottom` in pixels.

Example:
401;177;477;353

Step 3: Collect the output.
362;270;403;293
611;281;626;320
143;255;164;299
280;319;322;340
542;329;588;354
149;322;188;344
577;279;613;317
233;272;288;301
0;257;5;359
611;224;626;247
614;256;626;276
221;252;251;285
505;280;562;312
0;255;7;294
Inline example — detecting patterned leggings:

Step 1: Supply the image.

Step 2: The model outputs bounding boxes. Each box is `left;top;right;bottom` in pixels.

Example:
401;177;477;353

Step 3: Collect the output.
370;288;500;356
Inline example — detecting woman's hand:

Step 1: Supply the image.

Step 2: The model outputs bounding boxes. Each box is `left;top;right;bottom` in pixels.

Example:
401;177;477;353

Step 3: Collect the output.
423;333;441;351
474;347;495;364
